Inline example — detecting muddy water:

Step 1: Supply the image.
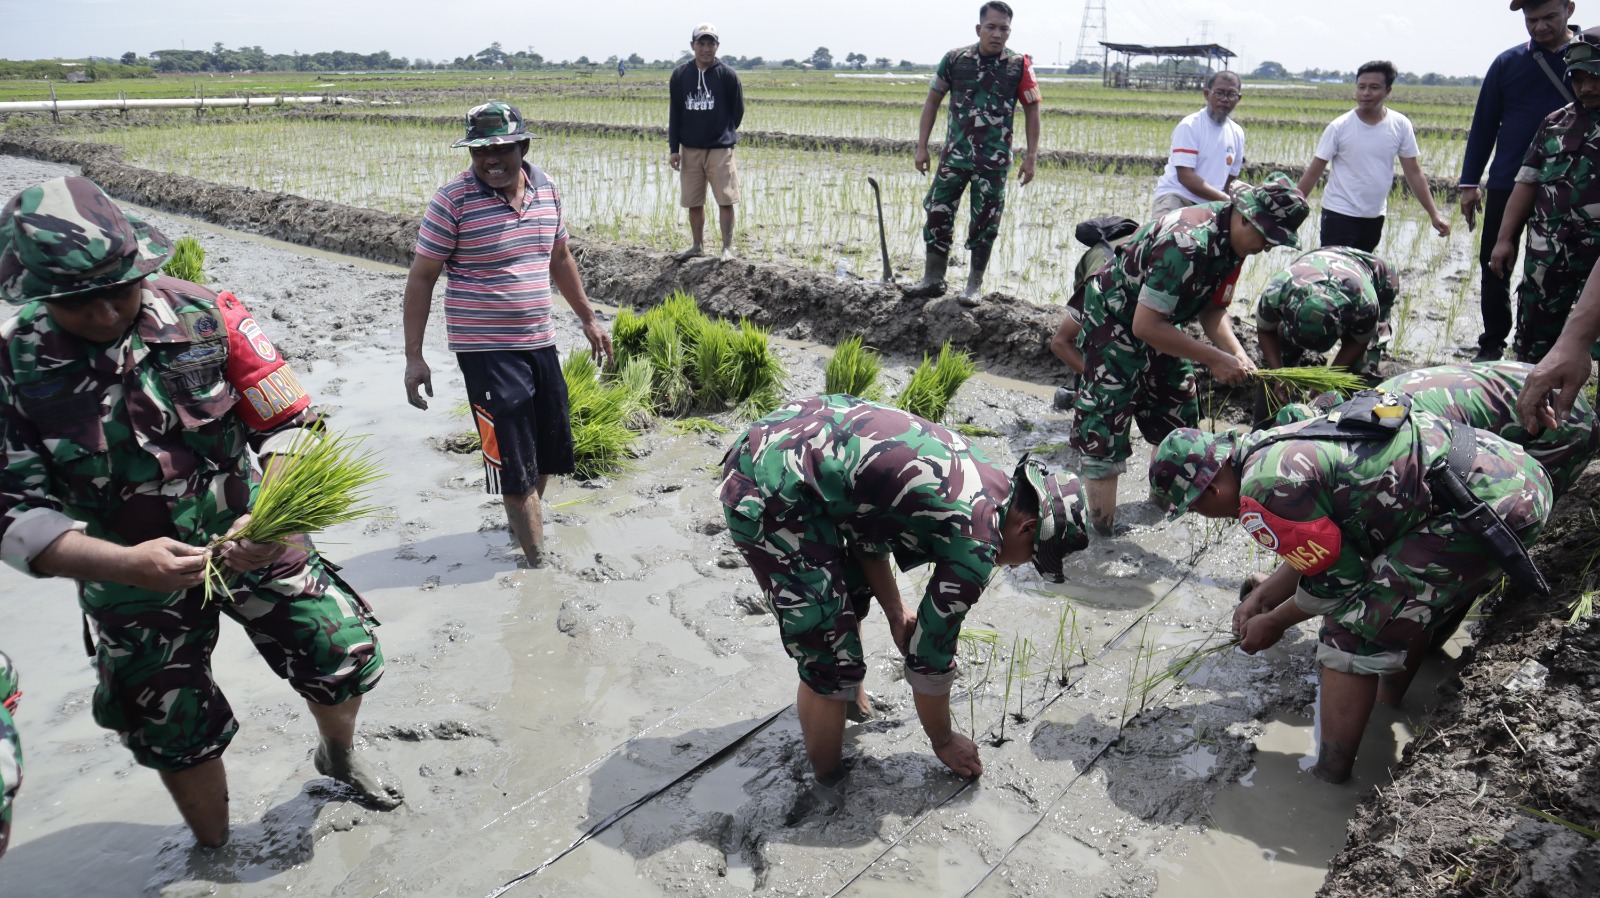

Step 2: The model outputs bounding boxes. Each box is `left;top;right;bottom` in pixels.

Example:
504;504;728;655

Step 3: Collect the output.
0;153;1447;898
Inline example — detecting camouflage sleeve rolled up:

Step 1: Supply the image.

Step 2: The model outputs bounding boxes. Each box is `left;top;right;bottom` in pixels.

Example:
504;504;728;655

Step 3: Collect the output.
905;548;997;693
0;322;87;574
1134;228;1206;315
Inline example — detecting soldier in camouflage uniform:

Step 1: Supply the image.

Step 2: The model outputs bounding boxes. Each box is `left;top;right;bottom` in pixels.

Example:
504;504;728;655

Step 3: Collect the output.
1256;246;1397;376
1148;412;1552;783
0;177;402;848
1489;29;1600;363
720;394;1088;805
906;1;1043;304
0;653;20;860
1067;172;1309;535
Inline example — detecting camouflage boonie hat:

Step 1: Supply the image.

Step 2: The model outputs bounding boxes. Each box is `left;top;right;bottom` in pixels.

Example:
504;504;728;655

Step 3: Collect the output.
1148;429;1238;521
1011;455;1090;583
1278;283;1342;353
0;652;17;713
0;176;172;305
1235;172;1309;250
1564;28;1600;75
1275;391;1341;426
452;101;539;148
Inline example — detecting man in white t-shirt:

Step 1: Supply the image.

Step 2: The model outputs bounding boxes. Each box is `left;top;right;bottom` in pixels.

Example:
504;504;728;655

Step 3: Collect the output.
1297;60;1452;252
1150;71;1246;218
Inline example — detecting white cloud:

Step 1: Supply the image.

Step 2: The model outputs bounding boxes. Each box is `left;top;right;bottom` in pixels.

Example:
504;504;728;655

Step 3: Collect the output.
1380;14;1415;33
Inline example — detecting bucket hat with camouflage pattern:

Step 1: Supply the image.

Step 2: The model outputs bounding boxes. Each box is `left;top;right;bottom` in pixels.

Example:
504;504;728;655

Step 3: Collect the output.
1278;283;1344;352
1148;428;1239;521
0;176;172;305
1235;172;1309;250
452;101;539;148
1010;455;1090;583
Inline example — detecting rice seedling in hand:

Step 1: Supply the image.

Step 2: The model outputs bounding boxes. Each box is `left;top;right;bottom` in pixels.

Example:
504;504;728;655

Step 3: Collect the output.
1128;632;1242;708
203;430;384;602
823;336;884;401
896;341;977;423
1253;366;1367;400
164;236;207;283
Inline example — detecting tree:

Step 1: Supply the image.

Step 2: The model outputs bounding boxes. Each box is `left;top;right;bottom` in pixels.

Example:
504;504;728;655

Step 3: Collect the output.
120;51;138;66
781;58;800;68
1251;60;1289;80
844;52;867;69
627;53;645;66
475;42;506;67
809;47;833;69
898;59;916;69
874;56;891;69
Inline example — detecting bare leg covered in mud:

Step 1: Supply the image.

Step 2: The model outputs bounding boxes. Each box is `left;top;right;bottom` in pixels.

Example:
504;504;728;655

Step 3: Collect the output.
504;475;550;567
1376;630;1434;709
308;696;405;809
1085;475;1119;536
718;203;735;257
160;758;230;848
1313;666;1380;784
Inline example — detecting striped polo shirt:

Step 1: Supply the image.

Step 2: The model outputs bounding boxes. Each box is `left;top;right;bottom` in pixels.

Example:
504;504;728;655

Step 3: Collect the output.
414;162;569;352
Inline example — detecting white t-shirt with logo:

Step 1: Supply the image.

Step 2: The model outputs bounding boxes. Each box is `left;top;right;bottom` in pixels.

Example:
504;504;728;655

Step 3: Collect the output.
1153;109;1246;204
1313;108;1421;219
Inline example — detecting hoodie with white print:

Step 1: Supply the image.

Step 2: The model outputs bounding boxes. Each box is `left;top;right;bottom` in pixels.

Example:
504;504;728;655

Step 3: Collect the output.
669;58;745;152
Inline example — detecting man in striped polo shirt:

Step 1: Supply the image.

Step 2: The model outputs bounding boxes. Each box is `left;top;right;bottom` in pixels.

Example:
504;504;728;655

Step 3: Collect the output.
404;102;614;568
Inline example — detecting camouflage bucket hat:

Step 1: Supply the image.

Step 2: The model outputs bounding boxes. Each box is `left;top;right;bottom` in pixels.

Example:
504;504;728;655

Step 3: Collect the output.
1236;172;1309;250
0;176;172;305
1011;455;1090;583
1148;429;1238;521
452;101;539;148
1564;28;1600;75
1278;283;1343;353
1275;390;1342;426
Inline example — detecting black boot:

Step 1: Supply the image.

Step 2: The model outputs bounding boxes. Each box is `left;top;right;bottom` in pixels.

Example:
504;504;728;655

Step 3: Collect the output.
902;250;949;298
958;245;992;306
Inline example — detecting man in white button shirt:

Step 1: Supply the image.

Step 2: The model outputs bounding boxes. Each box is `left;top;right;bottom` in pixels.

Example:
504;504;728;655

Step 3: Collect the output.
1297;60;1453;252
1150;71;1246;218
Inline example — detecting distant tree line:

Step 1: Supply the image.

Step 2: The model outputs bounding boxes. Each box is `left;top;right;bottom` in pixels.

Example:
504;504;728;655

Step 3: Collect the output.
1249;60;1482;87
0;58;154;80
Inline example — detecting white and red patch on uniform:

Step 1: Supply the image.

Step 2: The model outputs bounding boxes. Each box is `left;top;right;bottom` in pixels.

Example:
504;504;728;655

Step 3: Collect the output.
1238;497;1341;575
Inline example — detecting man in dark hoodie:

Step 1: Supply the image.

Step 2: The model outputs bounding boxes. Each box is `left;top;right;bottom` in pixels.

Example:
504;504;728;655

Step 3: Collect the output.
669;22;745;261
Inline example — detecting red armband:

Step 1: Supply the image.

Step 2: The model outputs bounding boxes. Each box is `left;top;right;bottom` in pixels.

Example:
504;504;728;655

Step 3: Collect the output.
217;291;310;431
1018;54;1041;104
1211;265;1242;307
1238;497;1341;575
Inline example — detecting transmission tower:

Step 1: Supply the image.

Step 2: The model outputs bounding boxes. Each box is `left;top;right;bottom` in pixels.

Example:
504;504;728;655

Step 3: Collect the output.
1074;0;1108;62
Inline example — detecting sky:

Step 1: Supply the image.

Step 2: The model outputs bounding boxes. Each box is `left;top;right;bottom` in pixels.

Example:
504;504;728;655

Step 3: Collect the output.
0;0;1545;79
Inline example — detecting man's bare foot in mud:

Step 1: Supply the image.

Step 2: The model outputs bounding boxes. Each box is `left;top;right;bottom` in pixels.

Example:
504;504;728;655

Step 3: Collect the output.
314;741;405;809
675;245;704;261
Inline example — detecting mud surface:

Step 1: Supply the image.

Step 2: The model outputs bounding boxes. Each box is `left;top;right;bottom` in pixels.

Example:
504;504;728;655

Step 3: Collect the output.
0;148;1593;898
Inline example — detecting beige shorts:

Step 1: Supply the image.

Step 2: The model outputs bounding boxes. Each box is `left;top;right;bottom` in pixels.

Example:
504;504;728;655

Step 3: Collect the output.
680;146;741;208
1150;192;1194;219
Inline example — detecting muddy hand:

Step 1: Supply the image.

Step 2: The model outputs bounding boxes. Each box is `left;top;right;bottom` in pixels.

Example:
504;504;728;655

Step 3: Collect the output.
404;357;433;410
932;732;983;777
315;741;405;809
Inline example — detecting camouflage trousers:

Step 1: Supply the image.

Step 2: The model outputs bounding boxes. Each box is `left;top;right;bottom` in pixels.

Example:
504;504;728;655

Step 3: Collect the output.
922;163;1008;255
1070;316;1198;480
83;542;384;772
1306;443;1552;676
1513;256;1600;363
0;655;18;860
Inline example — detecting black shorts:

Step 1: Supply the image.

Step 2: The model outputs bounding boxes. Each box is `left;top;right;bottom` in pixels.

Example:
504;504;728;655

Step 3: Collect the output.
456;347;575;495
1319;209;1385;254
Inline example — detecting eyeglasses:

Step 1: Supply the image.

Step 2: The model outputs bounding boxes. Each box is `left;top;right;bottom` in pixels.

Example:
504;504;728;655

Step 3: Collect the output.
1208;90;1242;100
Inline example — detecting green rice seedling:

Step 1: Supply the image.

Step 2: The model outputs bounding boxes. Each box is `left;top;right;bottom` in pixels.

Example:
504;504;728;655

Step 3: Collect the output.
958;626;1002;739
646;318;692;414
995;634;1021;745
611;307;650;368
654;290;707;349
896;341;977;423
164;235;207;283
669;417;731;435
1051;601;1086;687
1568;589;1599;626
689;319;738;408
823;336;885;401
1129;634;1241;707
202;430;384;603
1518;807;1600;839
955;423;1002;438
728;320;787;418
611;356;656;427
563;350;643;479
1013;636;1039;724
1253;366;1367;399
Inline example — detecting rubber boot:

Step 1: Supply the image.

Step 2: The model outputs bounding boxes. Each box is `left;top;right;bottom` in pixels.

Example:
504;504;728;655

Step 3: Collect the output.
902;250;949;298
958;244;991;306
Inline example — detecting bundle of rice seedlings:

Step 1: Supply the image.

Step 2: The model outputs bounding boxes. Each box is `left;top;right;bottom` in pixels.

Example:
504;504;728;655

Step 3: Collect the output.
563;350;644;479
689;318;737;409
824;336;884;401
654;290;706;349
203;430;384;602
646;318;692;414
728;320;787;419
896;341;977;423
1254;366;1366;399
610;307;649;369
611;356;656;428
164;236;207;284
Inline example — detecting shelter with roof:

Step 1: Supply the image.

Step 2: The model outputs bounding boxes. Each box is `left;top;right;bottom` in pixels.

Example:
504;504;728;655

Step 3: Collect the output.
1098;42;1235;90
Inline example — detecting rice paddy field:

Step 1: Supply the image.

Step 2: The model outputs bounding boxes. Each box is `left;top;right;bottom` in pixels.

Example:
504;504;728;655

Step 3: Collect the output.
30;70;1477;356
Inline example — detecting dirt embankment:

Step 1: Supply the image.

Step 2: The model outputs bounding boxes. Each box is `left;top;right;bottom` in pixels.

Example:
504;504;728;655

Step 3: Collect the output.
1319;469;1600;898
0;133;1071;382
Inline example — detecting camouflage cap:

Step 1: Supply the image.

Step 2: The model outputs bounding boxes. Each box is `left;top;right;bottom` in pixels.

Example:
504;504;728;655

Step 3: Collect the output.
452;101;539;148
1148;429;1238;521
1564;28;1600;75
1235;172;1309;250
1010;455;1089;583
0;176;172;305
1278;283;1343;353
